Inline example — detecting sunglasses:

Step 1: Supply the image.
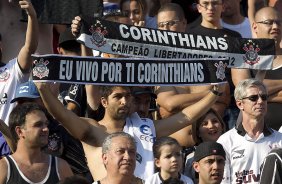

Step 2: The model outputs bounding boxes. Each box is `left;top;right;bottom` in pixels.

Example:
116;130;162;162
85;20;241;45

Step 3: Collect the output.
158;20;181;28
241;94;268;102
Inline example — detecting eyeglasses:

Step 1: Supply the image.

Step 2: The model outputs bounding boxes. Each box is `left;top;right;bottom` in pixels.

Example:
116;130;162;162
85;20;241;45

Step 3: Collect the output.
158;20;181;28
256;19;282;26
198;1;222;9
241;94;268;102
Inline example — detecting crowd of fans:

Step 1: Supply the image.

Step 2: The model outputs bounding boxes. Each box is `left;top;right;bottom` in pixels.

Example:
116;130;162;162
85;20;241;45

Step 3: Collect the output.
1;0;282;183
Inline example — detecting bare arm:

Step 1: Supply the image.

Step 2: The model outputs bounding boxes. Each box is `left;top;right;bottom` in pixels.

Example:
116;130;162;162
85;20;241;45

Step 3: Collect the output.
17;0;39;72
155;84;225;137
57;158;73;180
231;68;251;87
248;0;265;27
0;120;16;153
156;86;209;113
0;158;8;184
263;79;282;96
268;90;282;102
80;43;102;111
36;83;107;146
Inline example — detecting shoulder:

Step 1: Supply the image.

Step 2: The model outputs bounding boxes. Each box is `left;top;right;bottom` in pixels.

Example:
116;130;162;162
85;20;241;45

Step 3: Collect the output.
217;128;237;146
56;157;73;178
0;157;8;183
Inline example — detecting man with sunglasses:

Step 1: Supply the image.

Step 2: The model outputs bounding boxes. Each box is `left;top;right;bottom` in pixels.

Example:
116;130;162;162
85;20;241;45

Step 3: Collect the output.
232;7;282;131
217;78;282;184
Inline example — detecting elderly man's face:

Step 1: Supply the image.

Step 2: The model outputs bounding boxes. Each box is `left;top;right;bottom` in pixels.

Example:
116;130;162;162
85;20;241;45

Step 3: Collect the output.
237;86;267;119
102;136;136;176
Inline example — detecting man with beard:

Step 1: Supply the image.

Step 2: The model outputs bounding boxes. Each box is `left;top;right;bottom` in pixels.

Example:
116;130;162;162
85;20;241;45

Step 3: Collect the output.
35;83;225;181
193;141;226;184
0;103;73;183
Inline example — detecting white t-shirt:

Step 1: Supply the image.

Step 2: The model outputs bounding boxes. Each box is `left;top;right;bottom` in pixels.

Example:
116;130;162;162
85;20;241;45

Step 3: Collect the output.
0;58;29;124
145;172;194;184
217;123;282;184
220;18;252;38
123;112;156;180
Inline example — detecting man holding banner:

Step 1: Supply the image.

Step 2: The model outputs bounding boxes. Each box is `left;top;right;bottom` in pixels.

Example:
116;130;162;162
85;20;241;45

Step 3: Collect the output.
155;3;230;147
232;6;282;130
35;80;225;181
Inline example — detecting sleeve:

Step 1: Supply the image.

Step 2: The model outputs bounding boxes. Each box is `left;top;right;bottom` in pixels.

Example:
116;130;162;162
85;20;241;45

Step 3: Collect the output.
217;137;231;184
260;151;282;184
221;149;231;184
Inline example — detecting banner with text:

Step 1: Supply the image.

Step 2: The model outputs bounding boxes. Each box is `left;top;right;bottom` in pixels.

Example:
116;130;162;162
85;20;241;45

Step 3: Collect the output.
32;55;228;86
77;18;275;70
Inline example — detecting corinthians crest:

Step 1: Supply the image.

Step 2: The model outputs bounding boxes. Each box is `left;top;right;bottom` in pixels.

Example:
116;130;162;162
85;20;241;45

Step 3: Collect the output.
214;61;227;81
0;68;10;82
89;20;108;47
243;40;261;65
33;58;49;79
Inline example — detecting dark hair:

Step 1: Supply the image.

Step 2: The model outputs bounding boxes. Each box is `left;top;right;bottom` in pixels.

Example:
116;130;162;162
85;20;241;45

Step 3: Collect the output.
120;0;148;16
9;103;46;142
158;3;186;21
100;86;131;99
59;40;81;55
192;108;225;144
153;136;181;159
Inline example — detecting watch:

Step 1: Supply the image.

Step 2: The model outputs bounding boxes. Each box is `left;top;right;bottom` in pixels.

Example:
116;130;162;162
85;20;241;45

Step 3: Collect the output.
211;89;223;96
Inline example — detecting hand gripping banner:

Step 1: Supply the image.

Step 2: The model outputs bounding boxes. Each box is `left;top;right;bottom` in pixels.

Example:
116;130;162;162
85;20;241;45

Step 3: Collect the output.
32;54;228;86
77;17;275;70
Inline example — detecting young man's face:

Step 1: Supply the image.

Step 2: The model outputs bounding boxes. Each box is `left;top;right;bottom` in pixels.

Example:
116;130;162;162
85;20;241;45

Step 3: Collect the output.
102;136;136;176
193;155;225;184
102;87;133;120
197;0;223;24
21;110;49;147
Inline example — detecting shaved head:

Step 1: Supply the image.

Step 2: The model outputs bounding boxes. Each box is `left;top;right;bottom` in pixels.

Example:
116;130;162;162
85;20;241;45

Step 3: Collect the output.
255;7;280;22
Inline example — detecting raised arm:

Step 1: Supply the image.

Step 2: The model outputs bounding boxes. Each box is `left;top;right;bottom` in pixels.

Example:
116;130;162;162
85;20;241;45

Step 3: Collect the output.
35;82;107;146
155;84;226;137
17;0;39;72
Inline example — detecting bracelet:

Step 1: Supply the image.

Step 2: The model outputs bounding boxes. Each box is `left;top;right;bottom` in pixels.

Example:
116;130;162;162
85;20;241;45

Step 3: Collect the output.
211;89;223;96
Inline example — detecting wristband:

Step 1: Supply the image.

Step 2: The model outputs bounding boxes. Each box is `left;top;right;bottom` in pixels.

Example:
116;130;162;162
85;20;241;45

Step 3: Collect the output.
211;89;223;96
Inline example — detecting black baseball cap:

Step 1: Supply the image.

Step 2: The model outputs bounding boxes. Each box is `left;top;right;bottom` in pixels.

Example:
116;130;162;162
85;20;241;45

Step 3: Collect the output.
194;141;226;162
